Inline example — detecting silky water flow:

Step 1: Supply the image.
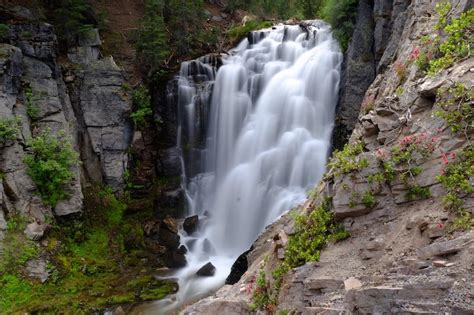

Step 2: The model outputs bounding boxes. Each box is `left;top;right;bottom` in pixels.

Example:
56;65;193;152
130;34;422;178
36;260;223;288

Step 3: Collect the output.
132;21;342;314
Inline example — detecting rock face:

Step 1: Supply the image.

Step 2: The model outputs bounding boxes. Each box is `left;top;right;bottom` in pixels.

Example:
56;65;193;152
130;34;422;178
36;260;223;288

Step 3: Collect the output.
0;7;132;230
183;0;474;313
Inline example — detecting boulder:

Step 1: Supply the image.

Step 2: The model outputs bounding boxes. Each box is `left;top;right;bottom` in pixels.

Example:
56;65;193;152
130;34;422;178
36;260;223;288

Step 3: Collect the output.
25;258;49;283
183;215;199;235
344;277;362;290
162;216;178;234
24;221;47;241
225;248;251;285
196;262;216;277
417;233;473;259
163;250;187;268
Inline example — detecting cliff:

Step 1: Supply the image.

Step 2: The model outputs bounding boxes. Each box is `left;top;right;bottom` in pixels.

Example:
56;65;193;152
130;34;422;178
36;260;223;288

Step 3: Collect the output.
184;0;474;313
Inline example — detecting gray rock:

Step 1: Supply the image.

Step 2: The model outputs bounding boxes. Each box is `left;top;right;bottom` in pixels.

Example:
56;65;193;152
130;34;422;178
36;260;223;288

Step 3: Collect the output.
304;277;344;291
24;221;47;240
417;233;473;259
25;258;50;283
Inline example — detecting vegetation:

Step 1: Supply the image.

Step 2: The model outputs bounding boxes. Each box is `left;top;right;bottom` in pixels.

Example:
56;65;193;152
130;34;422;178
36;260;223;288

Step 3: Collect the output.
25;86;40;121
0;187;176;313
24;130;79;206
227;20;273;43
435;83;473;139
437;145;474;230
320;0;358;51
0;116;22;144
250;196;349;311
135;0;219;74
0;23;9;41
327;141;367;176
413;2;474;75
227;0;358;50
130;85;153;126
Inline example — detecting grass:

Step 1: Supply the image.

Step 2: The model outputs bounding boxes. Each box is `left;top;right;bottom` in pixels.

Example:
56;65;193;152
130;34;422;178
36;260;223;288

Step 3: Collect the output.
0;186;176;313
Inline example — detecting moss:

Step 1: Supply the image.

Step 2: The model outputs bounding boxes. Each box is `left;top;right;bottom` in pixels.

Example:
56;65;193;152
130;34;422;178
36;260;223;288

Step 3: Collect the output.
227;20;273;43
0;186;175;313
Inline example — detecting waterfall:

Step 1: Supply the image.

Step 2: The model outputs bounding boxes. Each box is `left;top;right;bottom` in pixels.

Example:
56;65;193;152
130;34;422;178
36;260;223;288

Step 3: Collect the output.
141;21;342;313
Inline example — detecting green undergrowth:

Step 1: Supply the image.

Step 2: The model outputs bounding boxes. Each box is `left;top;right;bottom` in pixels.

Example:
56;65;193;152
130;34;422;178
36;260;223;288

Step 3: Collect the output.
227;20;273;43
0;186;176;314
250;197;349;311
414;2;474;75
437;145;474;230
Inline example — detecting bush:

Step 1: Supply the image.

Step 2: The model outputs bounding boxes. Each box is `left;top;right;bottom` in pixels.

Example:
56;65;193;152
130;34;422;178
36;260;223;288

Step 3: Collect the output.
0;116;21;144
413;3;474;75
437;145;474;229
227;20;273;43
0;23;9;41
24;130;79;206
320;0;359;51
49;0;94;43
130;85;153;126
135;0;170;68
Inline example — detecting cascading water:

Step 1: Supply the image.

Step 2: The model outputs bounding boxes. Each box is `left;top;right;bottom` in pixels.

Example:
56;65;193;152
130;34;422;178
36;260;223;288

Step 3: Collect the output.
134;21;342;314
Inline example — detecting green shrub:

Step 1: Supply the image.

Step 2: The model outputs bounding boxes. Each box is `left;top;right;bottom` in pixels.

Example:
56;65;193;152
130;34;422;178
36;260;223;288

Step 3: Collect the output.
0;23;9;40
435;83;473;139
413;2;474;75
49;0;94;42
437;145;474;229
249;270;271;311
327;141;367;177
320;0;359;51
285;197;349;268
25;86;40;121
24;130;79;206
0;116;22;144
135;0;170;68
130;85;153;126
227;20;273;43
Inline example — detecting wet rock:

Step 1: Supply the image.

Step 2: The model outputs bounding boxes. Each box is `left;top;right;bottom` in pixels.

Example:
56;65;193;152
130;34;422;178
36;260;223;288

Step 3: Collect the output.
178;245;187;255
143;220;160;237
157;228;180;250
162;216;178;234
303;307;346;315
196;262;216;277
183;215;199;235
163;250;187;268
24;221;47;240
225;248;252;285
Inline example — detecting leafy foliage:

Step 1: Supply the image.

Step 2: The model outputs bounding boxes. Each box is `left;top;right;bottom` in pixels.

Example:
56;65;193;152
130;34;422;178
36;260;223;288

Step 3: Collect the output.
25;86;40;121
437;145;474;230
249;270;271;312
135;0;170;68
327;141;367;176
227;20;273;43
47;0;95;43
413;2;474;75
24;130;79;206
285;197;350;268
435;83;473;139
0;116;21;144
0;23;9;41
130;85;153;126
320;0;358;51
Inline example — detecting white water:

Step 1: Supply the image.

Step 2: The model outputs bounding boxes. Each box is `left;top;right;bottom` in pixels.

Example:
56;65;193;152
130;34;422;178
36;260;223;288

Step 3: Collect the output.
133;21;342;314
